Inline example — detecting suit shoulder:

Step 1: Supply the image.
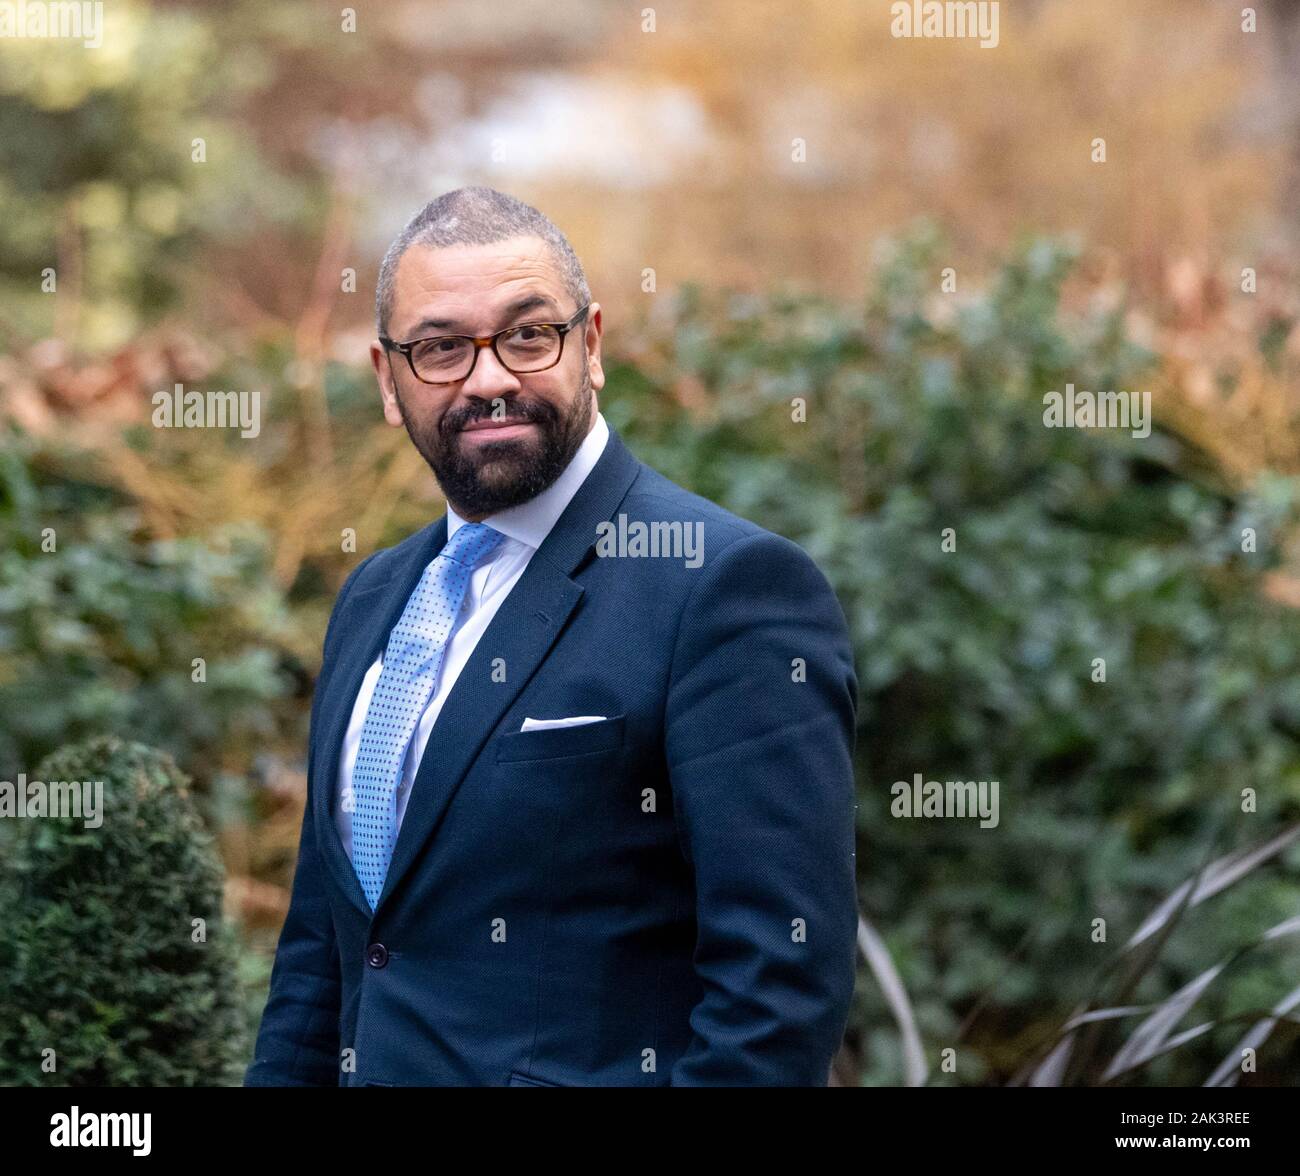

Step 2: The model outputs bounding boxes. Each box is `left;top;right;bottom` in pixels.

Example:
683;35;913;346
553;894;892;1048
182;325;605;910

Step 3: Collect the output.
621;464;764;551
620;463;836;581
339;520;437;596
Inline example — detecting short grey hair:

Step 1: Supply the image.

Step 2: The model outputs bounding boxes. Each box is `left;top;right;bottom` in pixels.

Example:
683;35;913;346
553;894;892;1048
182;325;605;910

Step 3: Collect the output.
374;186;592;338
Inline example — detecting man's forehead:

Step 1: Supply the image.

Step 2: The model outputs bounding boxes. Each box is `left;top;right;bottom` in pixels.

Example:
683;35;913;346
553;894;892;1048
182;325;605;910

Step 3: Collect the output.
392;237;565;333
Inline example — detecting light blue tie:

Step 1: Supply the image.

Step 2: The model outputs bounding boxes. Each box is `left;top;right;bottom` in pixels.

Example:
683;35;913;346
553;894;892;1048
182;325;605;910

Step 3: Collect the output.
351;521;506;910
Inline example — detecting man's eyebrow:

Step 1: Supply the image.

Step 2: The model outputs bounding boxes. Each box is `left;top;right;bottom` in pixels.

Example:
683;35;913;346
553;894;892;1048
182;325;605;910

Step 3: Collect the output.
404;294;561;337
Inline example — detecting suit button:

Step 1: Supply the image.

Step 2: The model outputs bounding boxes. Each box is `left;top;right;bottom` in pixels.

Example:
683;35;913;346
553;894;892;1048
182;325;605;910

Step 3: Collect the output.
366;943;388;968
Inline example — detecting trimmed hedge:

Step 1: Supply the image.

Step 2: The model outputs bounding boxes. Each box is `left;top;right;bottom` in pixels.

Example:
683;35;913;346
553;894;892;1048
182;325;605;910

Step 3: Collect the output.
0;736;247;1085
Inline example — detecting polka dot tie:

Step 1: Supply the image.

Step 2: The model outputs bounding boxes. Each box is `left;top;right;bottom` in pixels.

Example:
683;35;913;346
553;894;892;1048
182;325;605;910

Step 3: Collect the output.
351;522;507;910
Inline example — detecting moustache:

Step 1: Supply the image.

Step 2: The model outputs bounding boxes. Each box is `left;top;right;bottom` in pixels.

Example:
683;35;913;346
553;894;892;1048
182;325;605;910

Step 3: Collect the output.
441;399;558;436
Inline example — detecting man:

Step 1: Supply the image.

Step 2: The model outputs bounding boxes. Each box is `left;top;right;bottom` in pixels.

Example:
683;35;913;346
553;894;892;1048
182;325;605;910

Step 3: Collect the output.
245;186;860;1087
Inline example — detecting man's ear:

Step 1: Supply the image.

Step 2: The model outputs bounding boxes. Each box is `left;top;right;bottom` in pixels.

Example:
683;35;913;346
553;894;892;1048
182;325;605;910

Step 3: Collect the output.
371;341;406;427
583;302;606;393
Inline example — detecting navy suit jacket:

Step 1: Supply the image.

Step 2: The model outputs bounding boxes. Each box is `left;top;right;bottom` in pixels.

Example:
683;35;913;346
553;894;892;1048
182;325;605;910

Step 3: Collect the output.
245;424;859;1087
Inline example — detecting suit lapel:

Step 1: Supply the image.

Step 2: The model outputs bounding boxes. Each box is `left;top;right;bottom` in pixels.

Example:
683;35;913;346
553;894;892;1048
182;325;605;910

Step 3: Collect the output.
313;426;643;919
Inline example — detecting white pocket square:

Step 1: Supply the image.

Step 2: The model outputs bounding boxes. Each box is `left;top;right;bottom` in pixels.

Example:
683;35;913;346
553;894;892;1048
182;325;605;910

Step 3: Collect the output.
520;715;607;733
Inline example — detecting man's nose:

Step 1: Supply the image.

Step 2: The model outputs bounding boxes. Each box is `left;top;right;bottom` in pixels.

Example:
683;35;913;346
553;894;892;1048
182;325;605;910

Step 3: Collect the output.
461;343;521;398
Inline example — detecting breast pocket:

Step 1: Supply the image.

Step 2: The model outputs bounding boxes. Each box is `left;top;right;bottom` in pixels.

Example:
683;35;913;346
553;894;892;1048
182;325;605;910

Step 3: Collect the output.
494;714;626;763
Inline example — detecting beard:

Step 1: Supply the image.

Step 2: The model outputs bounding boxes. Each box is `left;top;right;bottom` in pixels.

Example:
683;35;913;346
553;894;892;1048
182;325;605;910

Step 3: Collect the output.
394;358;595;518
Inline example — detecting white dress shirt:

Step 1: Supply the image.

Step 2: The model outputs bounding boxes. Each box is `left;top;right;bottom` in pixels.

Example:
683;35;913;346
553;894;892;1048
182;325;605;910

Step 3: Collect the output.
334;411;610;865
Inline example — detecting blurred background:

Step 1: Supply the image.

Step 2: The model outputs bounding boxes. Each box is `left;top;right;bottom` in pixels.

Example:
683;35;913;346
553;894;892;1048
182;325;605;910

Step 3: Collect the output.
1;0;1299;1086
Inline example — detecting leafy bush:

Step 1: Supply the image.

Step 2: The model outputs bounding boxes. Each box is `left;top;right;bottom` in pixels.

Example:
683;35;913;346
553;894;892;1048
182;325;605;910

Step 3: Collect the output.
0;736;248;1085
0;431;302;790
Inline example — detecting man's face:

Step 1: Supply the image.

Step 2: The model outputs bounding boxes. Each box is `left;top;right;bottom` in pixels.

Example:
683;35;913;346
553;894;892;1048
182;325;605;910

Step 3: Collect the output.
370;235;605;520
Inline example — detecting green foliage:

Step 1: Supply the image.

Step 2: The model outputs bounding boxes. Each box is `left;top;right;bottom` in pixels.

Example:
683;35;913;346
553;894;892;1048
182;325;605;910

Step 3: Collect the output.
0;430;302;788
609;227;1300;1084
0;736;248;1085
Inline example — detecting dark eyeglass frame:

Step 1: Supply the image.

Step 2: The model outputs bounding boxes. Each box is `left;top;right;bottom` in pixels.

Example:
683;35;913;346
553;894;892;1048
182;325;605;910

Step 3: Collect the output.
379;303;591;385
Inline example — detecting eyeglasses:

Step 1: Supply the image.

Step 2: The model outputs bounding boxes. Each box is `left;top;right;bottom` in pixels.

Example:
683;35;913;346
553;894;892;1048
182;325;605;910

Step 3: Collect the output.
379;303;590;385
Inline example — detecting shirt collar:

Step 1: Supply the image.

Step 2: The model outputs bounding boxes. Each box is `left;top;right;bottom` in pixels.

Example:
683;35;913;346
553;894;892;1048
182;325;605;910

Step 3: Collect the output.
445;410;610;551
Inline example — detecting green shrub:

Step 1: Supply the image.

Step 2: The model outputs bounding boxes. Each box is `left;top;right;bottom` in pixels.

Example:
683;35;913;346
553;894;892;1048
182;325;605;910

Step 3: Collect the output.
0;736;248;1085
0;433;301;791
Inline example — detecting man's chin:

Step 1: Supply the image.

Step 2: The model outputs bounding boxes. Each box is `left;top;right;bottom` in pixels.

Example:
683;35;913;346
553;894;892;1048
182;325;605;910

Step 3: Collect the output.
414;403;586;515
429;444;541;513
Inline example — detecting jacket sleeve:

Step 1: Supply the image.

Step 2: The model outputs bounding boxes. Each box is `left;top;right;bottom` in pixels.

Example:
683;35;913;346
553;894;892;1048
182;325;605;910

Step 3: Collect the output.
243;554;378;1087
664;530;859;1086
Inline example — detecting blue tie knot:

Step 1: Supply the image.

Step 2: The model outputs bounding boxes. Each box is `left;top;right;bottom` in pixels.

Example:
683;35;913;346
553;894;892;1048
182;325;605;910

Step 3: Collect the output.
441;521;506;568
